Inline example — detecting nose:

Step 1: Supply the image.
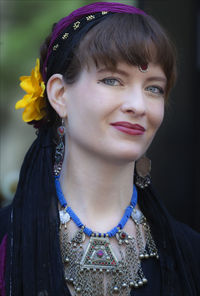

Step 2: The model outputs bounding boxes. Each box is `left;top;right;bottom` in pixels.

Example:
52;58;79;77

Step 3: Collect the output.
120;86;146;116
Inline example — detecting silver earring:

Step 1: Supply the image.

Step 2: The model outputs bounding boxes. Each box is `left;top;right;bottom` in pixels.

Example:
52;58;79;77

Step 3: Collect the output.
135;155;151;189
53;119;66;176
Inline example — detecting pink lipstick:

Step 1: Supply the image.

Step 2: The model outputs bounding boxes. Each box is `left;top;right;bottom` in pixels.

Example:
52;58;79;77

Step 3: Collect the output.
110;121;145;136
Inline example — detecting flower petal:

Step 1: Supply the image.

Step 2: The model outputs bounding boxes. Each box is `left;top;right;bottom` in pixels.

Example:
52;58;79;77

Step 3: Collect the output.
15;94;33;109
16;58;46;123
22;101;41;122
41;82;45;94
20;77;35;94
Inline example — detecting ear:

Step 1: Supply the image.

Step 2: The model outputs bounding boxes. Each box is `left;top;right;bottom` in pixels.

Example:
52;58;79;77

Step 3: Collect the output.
47;74;68;118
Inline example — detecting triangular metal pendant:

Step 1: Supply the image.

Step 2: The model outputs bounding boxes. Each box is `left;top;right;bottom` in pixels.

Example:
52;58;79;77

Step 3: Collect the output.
80;237;118;270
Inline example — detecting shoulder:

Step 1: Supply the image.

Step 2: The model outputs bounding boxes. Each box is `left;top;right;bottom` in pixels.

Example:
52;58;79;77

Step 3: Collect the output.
145;186;200;252
0;205;12;242
172;218;200;242
171;218;200;259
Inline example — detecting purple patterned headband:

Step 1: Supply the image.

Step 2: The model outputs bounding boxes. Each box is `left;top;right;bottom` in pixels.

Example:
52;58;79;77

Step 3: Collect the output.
43;2;147;80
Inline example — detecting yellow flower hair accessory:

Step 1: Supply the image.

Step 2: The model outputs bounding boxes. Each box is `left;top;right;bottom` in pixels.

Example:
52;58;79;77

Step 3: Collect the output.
15;58;46;122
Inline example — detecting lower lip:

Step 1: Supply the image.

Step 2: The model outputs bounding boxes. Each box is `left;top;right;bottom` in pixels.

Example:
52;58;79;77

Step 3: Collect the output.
112;125;145;135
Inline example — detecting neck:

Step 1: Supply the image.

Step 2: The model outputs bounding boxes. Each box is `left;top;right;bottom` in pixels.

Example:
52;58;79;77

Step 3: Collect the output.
59;144;136;231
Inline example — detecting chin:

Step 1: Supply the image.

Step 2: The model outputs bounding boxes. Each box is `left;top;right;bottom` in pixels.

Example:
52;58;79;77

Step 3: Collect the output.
117;143;148;159
104;147;145;163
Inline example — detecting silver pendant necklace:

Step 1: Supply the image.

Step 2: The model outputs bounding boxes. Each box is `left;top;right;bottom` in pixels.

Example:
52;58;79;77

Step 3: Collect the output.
59;208;159;296
55;175;158;295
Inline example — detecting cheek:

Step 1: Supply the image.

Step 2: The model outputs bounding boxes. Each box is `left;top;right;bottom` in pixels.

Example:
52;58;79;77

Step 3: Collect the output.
148;101;164;132
66;97;102;139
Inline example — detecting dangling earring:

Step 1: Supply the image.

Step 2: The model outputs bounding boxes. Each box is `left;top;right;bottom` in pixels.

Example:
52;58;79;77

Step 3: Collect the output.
135;155;151;189
53;119;66;176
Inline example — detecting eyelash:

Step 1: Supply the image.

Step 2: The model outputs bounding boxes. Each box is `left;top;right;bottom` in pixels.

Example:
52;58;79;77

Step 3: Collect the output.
146;85;164;95
99;77;122;86
98;78;165;95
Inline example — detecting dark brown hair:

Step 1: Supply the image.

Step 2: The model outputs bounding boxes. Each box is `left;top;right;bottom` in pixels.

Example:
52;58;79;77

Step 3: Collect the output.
40;13;177;125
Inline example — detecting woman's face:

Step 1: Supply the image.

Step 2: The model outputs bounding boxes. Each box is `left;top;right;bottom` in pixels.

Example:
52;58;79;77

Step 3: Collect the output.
63;62;166;163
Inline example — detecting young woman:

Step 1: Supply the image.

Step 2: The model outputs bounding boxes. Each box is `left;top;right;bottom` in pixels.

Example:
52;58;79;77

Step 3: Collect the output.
0;2;199;296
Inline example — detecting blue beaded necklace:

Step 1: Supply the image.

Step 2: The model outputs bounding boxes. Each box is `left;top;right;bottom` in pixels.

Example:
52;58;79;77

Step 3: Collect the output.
55;175;138;238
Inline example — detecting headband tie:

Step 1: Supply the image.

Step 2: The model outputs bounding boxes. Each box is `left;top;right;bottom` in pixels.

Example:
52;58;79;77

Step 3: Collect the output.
43;2;146;79
45;11;113;82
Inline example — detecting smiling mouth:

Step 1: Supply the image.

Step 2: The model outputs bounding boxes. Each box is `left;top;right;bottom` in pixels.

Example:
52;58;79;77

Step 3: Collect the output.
110;122;146;135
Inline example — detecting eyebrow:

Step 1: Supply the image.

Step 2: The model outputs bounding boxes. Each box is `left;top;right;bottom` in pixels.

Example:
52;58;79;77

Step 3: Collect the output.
97;68;130;77
145;76;167;84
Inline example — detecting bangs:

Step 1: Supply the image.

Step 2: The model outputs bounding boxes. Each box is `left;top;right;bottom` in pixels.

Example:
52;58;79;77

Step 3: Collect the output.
75;13;177;98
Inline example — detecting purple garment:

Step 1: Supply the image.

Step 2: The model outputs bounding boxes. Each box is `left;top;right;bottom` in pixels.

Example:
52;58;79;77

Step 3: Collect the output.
0;235;7;296
42;1;147;79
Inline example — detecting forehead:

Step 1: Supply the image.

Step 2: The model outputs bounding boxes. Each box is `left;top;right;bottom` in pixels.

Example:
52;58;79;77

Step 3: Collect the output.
82;61;166;81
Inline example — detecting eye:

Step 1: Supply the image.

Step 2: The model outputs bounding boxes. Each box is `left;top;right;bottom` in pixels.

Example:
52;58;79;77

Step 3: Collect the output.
146;85;164;95
99;78;122;86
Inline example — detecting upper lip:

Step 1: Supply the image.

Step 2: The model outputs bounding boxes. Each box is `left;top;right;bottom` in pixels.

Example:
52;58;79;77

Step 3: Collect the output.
110;121;146;131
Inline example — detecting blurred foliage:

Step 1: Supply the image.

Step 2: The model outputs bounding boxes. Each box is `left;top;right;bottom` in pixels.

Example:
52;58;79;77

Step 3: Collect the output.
1;1;92;84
